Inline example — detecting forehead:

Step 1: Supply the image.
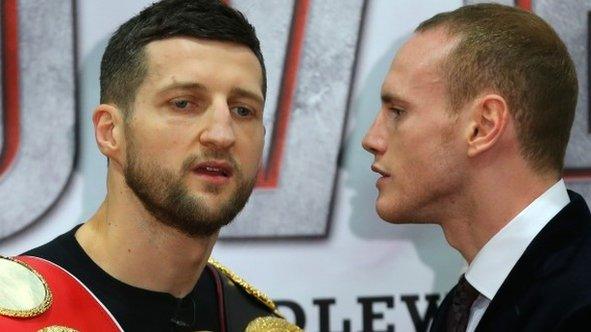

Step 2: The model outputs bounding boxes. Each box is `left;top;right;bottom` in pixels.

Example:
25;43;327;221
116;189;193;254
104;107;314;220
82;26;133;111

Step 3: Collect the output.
382;28;458;95
142;37;264;98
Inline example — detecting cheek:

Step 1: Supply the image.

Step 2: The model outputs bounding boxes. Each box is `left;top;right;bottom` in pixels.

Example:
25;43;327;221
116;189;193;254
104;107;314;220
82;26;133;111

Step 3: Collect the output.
136;135;187;170
253;137;265;163
237;130;264;170
144;137;179;158
382;136;418;171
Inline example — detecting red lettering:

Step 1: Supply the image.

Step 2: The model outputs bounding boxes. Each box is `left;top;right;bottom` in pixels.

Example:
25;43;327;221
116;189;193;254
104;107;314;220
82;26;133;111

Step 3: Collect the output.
257;0;310;188
0;0;20;178
515;0;532;11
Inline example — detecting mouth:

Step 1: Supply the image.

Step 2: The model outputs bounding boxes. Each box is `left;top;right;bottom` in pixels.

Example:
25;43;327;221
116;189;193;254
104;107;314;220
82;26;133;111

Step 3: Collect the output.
371;164;390;178
192;161;234;183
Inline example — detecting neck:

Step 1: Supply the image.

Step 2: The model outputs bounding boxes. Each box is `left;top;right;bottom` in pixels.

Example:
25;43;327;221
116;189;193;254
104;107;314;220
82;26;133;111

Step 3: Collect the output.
440;162;560;264
76;171;218;298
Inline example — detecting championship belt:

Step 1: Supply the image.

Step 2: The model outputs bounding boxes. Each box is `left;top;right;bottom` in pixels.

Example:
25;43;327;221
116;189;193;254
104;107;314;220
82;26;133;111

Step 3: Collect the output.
208;259;302;332
0;255;122;332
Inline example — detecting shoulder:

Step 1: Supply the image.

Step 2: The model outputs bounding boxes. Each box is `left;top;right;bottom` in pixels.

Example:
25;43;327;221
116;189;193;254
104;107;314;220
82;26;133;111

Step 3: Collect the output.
0;255;122;331
555;304;591;330
24;226;81;269
207;258;301;331
25;227;78;259
208;258;277;314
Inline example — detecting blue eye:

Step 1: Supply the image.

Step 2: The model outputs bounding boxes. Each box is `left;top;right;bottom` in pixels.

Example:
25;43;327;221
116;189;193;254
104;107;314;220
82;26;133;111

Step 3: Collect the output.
232;106;253;117
173;100;189;109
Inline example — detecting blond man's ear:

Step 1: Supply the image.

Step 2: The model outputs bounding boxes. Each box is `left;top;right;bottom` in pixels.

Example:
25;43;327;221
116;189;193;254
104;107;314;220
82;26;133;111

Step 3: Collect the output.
466;94;510;158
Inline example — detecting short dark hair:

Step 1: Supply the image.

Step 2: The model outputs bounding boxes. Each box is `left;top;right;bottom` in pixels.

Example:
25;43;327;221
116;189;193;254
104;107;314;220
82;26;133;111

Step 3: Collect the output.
416;4;578;174
100;0;266;114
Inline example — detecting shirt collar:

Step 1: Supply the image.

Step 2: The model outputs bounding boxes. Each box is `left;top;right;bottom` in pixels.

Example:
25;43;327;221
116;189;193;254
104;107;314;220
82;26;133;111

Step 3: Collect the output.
465;179;570;300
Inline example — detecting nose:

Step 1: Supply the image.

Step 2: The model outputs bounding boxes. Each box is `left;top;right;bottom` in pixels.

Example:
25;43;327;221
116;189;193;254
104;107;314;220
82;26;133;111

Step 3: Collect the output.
362;112;386;155
199;103;236;150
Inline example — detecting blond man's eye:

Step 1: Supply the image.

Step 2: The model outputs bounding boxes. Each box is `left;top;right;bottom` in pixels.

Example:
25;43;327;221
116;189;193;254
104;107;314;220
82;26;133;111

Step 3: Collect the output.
232;106;253;117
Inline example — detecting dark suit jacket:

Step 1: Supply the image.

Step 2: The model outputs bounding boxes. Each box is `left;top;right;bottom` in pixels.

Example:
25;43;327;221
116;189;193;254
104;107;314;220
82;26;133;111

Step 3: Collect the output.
430;190;591;331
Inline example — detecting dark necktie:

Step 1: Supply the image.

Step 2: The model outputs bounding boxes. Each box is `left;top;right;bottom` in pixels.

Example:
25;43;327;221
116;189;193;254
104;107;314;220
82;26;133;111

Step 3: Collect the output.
446;275;480;332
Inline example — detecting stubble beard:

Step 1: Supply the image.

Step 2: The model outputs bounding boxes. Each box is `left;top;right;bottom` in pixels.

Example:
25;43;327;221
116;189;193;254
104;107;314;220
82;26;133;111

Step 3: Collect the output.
123;136;257;238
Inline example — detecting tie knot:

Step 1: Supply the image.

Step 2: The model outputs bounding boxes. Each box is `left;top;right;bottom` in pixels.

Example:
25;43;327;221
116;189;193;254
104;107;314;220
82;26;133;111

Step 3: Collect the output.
455;275;479;306
446;275;480;332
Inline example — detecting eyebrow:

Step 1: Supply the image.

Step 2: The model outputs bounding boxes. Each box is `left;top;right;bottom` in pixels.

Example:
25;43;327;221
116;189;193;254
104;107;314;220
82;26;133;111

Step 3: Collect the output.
230;87;265;107
158;82;264;106
381;92;403;104
160;82;208;93
381;92;412;110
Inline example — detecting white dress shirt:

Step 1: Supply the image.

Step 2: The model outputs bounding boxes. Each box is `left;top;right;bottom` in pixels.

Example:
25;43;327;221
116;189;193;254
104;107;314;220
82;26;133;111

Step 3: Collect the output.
464;179;570;332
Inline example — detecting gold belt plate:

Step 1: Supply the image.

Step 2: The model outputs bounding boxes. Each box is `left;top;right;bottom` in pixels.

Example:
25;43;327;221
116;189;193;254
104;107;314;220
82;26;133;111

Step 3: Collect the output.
0;256;52;318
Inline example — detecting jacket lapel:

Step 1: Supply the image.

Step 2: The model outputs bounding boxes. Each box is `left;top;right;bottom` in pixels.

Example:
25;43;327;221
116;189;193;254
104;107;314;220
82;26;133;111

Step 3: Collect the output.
429;285;455;331
475;191;591;330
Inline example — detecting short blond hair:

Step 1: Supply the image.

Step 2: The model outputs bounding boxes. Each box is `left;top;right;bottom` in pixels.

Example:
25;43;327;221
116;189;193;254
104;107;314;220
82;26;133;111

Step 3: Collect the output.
417;3;578;174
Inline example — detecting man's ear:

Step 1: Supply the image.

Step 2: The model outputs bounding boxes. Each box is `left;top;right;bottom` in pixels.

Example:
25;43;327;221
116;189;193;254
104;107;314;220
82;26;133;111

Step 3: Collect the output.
93;104;126;165
466;94;509;157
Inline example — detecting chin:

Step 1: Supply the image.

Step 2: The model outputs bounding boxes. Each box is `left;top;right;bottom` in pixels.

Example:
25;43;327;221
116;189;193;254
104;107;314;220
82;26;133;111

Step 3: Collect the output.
375;200;420;224
377;210;405;224
376;202;402;223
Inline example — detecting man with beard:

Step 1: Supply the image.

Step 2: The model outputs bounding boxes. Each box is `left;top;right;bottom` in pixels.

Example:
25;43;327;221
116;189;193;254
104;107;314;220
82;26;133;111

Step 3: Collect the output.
0;0;299;331
363;3;591;332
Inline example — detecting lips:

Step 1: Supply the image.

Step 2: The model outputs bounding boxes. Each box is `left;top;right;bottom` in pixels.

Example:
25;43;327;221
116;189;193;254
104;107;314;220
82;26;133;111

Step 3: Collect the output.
371;164;390;177
192;161;233;179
